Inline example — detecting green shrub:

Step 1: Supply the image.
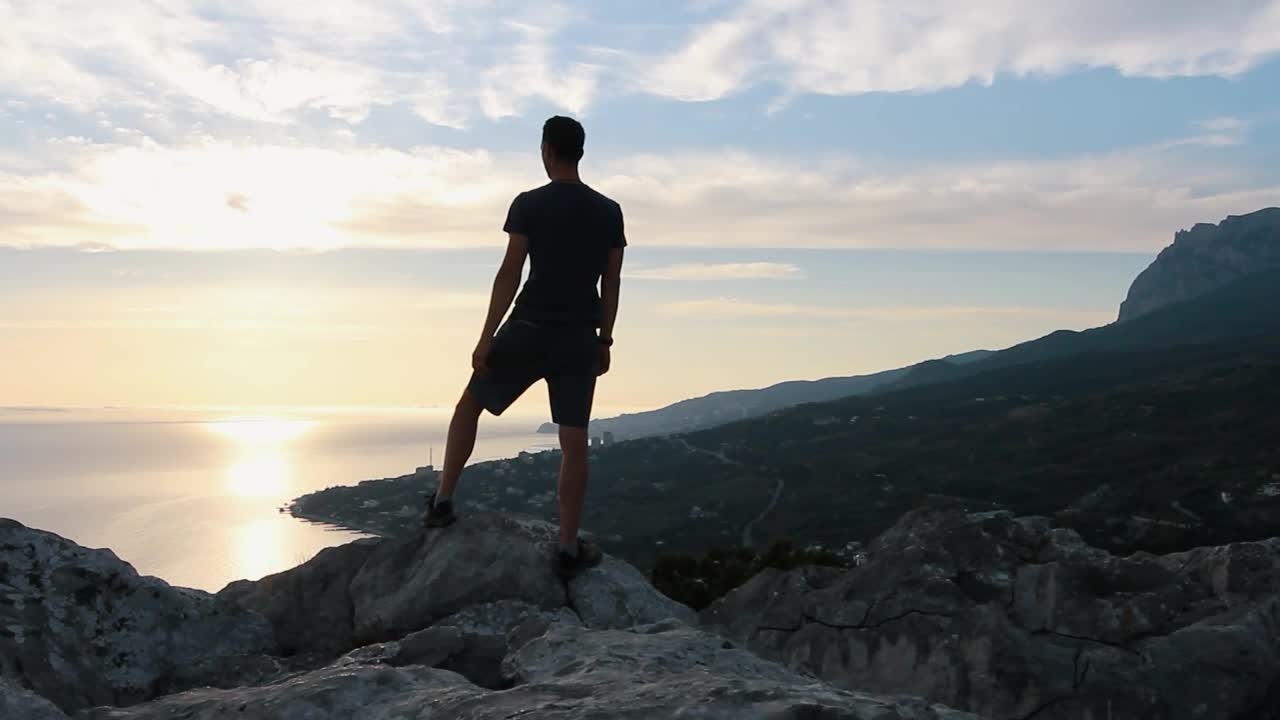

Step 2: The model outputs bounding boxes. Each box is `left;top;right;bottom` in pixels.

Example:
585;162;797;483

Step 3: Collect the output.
652;538;850;610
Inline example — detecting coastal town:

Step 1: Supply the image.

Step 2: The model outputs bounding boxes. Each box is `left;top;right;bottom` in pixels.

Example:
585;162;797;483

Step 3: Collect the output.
288;434;761;566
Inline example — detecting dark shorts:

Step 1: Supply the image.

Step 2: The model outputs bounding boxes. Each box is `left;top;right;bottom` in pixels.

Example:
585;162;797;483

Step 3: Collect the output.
467;317;600;428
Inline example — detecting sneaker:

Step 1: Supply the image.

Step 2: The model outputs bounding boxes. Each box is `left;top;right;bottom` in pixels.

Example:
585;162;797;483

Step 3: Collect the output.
556;539;603;579
421;492;457;528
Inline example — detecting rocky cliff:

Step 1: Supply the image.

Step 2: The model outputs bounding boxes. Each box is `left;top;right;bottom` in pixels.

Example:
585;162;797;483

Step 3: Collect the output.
1118;207;1280;322
0;514;973;719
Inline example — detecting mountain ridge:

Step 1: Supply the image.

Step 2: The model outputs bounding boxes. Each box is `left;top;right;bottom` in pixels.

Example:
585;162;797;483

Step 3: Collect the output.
575;207;1280;440
556;349;995;439
1118;206;1280;322
883;268;1280;392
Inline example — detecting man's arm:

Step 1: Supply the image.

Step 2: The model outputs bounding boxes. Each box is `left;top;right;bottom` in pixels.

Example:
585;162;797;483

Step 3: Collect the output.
473;233;528;373
597;246;623;375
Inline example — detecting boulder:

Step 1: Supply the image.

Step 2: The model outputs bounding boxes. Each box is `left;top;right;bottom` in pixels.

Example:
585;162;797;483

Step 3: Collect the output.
335;599;579;688
218;537;379;656
217;514;571;658
348;513;567;644
567;554;697;629
701;508;1280;720
0;519;275;713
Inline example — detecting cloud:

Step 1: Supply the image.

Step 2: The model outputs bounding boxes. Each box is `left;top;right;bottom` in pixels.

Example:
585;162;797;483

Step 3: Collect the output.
593;145;1280;252
0;284;484;337
0;1;598;128
1165;115;1253;148
646;0;1280;102
8;3;1266;257
11;1;1275;132
225;193;251;213
479;16;603;120
1200;116;1248;133
1;133;1275;253
1146;116;1255;149
411;292;489;310
0;136;524;250
659;299;1111;324
630;262;803;280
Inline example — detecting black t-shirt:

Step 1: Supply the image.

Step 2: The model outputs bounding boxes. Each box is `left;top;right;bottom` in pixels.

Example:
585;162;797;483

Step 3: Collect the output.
503;180;626;327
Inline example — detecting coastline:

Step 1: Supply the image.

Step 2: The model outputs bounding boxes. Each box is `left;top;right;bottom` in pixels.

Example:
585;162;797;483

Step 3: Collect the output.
288;505;392;539
283;447;568;541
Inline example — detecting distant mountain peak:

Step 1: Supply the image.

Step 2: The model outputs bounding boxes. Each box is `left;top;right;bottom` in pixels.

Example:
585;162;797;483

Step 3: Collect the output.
1118;207;1280;322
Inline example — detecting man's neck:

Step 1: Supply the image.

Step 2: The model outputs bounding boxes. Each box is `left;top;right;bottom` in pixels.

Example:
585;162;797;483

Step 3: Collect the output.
547;165;582;183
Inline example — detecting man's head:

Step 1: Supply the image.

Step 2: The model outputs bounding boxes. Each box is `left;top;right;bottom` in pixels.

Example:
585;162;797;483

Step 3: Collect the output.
541;115;585;175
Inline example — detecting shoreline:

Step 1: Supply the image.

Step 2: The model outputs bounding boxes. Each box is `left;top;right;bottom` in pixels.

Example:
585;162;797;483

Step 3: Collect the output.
283;447;566;540
288;506;391;539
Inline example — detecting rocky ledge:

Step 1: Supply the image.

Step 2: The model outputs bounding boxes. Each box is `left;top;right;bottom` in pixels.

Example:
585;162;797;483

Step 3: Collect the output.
0;513;972;719
701;508;1280;720
7;507;1279;719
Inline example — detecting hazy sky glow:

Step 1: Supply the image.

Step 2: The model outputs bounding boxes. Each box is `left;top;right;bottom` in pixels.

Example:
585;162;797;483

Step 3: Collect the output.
2;1;1277;412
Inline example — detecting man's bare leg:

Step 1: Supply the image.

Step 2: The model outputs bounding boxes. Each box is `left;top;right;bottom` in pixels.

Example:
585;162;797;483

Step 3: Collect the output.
557;424;590;546
436;390;484;500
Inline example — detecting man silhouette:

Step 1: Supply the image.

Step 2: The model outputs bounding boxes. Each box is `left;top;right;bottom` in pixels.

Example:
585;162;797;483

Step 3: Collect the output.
422;116;625;579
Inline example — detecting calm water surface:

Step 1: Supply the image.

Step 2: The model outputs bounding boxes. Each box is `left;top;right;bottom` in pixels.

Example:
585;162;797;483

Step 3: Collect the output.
0;406;567;591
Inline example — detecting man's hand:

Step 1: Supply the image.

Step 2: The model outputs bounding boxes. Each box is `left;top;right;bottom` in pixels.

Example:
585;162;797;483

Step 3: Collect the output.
597;344;611;376
473;336;494;375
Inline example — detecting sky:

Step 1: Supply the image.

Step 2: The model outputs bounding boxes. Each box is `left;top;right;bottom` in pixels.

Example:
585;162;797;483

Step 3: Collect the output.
2;0;1278;414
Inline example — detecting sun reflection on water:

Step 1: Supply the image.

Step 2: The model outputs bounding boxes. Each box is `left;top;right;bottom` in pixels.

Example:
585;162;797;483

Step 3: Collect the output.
225;455;289;497
207;418;312;446
230;516;289;583
204;417;321;583
206;418;313;498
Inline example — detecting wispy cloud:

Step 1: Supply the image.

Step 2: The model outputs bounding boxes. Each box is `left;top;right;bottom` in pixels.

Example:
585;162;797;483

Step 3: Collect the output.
645;0;1280;102
1150;115;1255;149
411;292;488;310
0;285;484;336
478;17;602;120
659;298;1111;324
596;145;1279;252
0;1;595;128
1200;116;1248;133
630;262;803;280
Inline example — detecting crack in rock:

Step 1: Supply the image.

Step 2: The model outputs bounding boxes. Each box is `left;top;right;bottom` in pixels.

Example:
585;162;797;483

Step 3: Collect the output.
756;607;954;635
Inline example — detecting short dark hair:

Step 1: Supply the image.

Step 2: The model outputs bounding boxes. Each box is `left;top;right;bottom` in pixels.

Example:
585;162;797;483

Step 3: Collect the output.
542;115;584;163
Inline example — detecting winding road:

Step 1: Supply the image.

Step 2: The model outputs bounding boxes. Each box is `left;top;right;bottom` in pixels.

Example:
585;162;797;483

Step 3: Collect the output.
672;437;784;547
742;476;785;547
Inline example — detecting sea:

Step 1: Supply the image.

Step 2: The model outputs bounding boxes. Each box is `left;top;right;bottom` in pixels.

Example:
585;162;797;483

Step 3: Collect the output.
0;405;578;593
